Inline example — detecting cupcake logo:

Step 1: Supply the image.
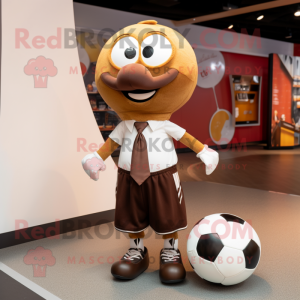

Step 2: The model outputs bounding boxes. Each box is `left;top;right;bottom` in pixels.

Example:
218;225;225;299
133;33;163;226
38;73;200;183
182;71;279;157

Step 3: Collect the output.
23;246;56;277
24;56;58;88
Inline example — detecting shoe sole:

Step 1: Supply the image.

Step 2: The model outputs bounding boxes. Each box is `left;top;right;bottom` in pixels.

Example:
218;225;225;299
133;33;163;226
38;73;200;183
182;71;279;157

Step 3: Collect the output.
112;274;133;280
160;278;185;284
112;267;148;280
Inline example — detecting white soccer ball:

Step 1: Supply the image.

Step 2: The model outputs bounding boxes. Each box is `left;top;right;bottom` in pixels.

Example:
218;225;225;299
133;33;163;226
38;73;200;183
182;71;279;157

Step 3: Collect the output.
187;213;261;285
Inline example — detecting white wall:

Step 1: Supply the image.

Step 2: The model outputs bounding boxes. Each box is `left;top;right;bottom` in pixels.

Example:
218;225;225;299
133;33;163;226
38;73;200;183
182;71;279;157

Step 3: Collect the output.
73;2;294;58
0;0;117;234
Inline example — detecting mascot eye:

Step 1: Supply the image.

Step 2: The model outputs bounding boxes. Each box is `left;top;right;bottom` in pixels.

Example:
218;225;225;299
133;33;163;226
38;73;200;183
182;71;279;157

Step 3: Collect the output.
141;34;173;67
125;47;136;59
111;36;139;68
143;46;154;58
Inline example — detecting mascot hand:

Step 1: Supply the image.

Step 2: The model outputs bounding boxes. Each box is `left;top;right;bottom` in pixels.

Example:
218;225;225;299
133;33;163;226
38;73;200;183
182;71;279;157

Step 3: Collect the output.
196;145;219;175
82;152;106;181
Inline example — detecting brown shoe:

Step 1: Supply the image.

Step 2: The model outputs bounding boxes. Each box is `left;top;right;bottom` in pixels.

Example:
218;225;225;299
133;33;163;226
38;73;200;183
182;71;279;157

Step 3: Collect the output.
159;248;186;284
111;247;149;280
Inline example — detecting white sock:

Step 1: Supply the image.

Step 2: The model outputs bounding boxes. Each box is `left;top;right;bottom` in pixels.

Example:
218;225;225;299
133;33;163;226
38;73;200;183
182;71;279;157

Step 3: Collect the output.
164;238;178;250
130;238;144;251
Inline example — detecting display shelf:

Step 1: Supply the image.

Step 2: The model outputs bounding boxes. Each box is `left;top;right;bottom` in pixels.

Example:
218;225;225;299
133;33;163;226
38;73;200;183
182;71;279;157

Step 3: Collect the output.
234;91;256;94
92;109;115;112
230;75;261;126
98;127;114;132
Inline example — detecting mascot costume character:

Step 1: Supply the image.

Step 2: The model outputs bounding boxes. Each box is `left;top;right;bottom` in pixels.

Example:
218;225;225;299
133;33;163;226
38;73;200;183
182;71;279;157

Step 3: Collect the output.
82;20;219;283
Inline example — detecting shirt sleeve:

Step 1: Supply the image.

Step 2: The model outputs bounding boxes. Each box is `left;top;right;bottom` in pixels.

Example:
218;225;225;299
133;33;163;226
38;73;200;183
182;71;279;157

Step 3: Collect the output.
109;121;125;145
164;121;186;141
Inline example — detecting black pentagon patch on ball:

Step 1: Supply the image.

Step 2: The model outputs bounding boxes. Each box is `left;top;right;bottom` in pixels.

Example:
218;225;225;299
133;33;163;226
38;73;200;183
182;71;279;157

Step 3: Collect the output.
196;233;224;262
243;240;260;269
220;213;245;225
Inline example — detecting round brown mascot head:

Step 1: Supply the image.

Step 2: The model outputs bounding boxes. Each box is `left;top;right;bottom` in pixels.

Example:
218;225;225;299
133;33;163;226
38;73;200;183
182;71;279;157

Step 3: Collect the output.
95;20;198;121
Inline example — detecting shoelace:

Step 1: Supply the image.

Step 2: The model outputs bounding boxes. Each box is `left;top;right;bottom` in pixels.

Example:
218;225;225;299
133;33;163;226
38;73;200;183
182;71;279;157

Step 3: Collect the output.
161;249;180;262
123;249;143;261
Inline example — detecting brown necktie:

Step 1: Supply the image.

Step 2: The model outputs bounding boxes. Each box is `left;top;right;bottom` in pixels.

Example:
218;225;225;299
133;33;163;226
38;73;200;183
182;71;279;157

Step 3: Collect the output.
130;122;150;185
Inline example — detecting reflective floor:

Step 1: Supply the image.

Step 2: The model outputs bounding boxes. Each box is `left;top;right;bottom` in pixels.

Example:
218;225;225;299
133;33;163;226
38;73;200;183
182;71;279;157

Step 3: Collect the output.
1;144;300;300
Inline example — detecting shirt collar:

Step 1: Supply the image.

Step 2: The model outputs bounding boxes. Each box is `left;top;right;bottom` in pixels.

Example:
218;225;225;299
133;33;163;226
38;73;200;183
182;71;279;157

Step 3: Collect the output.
124;120;136;133
147;120;162;131
124;120;163;133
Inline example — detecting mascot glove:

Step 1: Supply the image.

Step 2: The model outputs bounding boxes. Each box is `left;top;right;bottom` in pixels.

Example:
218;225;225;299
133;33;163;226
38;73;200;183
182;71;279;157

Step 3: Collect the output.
196;145;219;175
81;152;106;181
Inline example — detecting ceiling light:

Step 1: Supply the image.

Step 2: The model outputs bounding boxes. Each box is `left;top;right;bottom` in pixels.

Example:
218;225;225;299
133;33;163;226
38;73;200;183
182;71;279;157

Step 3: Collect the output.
257;15;264;20
228;25;234;29
223;3;238;11
295;5;300;16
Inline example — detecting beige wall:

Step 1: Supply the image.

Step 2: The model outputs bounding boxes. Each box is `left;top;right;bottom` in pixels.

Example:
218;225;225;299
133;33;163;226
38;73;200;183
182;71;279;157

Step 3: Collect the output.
0;0;117;234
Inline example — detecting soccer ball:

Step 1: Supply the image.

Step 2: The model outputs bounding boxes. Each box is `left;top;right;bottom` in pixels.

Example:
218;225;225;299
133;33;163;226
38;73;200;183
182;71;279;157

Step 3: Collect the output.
187;213;261;285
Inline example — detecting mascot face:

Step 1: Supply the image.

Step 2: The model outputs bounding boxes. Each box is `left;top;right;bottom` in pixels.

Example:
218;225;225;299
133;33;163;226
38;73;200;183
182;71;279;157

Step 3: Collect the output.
95;20;198;121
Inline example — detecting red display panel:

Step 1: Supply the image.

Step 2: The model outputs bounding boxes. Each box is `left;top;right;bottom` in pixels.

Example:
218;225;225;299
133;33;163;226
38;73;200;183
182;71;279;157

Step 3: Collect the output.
171;51;268;148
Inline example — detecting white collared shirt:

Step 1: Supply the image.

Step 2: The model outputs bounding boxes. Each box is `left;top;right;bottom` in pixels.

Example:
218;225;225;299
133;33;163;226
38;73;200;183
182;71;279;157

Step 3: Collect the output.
109;120;186;172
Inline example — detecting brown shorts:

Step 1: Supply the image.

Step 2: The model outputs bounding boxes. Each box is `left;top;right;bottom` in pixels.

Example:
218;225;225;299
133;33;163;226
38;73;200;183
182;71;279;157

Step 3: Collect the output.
114;165;187;235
